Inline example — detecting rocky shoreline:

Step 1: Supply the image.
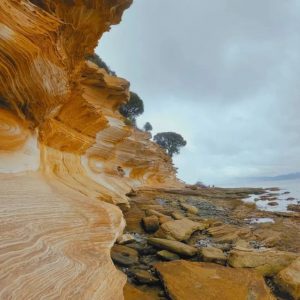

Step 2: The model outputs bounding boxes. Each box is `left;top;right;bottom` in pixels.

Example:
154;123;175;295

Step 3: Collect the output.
112;186;300;299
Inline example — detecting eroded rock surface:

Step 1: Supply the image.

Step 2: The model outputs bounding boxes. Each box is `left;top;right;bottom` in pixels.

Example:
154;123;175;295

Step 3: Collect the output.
0;1;181;299
155;260;275;300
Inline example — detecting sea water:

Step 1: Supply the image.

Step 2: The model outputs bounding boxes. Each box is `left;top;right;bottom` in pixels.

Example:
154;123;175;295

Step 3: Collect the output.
221;179;300;213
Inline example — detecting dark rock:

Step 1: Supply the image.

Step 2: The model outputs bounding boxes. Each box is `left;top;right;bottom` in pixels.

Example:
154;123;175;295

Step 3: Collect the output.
157;250;180;261
111;244;138;267
139;255;160;266
142;215;159;233
126;242;157;255
129;268;159;284
287;204;300;212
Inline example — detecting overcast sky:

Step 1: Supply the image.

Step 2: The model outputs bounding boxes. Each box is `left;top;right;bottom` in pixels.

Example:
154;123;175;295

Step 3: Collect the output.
96;0;300;185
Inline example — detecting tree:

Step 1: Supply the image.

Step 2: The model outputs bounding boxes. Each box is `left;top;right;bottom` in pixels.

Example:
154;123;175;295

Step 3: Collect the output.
119;92;144;123
85;53;116;76
143;122;153;132
154;132;187;157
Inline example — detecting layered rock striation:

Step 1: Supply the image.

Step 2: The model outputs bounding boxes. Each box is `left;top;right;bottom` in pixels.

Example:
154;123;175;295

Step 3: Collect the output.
0;1;180;299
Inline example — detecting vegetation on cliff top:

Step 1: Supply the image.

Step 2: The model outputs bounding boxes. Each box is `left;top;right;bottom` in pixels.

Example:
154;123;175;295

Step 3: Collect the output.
154;132;187;157
86;53;116;76
119;91;144;125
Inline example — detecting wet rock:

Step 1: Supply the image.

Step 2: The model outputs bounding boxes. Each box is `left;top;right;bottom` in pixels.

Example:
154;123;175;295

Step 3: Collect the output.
126;242;157;255
123;283;153;300
142;215;159;233
275;257;300;299
180;203;198;214
129;268;159;284
155;218;207;241
287;204;300;212
199;247;227;265
139;255;160;267
111;245;139;267
286;197;295;201
268;202;279;206
117;233;135;245
228;248;298;275
148;238;197;257
157;250;180;261
269;187;280;191
155;260;275;300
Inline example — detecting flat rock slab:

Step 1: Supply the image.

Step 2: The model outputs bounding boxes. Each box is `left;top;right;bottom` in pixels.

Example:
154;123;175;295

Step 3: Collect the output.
111;244;139;267
148;238;197;257
155;260;275;300
200;247;227;265
156;218;206;241
229;248;298;275
208;224;251;243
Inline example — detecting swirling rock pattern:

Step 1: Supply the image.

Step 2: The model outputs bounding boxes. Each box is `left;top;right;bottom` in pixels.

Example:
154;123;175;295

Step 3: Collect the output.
0;0;180;299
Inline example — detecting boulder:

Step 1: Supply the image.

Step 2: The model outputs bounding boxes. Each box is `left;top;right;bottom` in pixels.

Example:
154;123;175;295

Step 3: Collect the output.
155;218;206;241
268;202;279;206
117;233;135;245
207;224;251;243
199;247;227;265
129;268;159;284
275;257;300;300
142;215;159;233
181;203;198;214
171;212;185;220
111;244;139;267
148;238;197;257
155;260;275;300
157;250;180;261
228;248;298;275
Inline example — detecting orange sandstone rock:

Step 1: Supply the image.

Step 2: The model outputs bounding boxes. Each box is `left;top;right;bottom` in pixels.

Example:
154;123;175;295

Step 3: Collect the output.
155;260;275;300
0;0;181;299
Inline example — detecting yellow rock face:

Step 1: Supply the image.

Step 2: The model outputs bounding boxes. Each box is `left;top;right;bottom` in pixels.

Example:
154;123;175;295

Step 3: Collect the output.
0;0;181;299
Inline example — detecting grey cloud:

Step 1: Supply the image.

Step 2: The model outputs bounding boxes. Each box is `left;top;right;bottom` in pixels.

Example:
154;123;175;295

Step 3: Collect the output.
97;0;300;184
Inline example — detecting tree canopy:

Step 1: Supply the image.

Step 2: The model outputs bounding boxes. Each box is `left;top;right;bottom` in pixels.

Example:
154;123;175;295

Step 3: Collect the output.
143;122;153;132
86;53;116;76
154;132;187;157
119;92;144;122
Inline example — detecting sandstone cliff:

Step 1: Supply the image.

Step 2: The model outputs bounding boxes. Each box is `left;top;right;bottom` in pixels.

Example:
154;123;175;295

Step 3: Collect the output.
0;1;180;299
